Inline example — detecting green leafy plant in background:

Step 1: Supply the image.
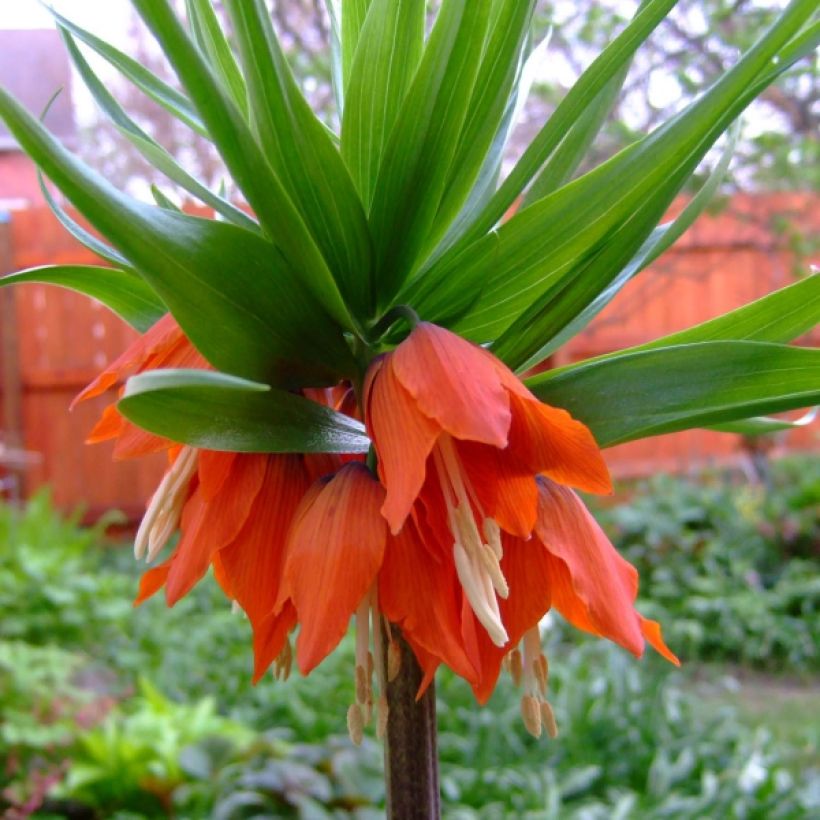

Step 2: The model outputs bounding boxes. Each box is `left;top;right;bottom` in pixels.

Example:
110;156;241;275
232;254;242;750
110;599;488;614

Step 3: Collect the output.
0;0;818;814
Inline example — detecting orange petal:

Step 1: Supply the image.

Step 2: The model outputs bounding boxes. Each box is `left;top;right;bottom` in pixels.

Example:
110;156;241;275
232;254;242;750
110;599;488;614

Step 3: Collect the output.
134;559;172;606
217;455;308;627
367;355;440;534
73;313;182;407
112;420;172;460
86;402;126;444
165;455;268;606
391;323;511;447
285;463;387;674
198;451;237;501
640;616;680;666
535;478;650;658
455;440;538;538
379;520;477;684
252;601;298;684
508;392;612;495
471;535;552;703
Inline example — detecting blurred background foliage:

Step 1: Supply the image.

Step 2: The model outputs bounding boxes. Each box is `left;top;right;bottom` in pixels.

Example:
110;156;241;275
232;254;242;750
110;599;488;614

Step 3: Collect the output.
2;455;818;818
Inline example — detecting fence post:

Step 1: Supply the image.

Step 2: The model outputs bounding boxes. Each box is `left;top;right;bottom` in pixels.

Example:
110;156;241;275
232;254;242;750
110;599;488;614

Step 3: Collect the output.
0;211;25;475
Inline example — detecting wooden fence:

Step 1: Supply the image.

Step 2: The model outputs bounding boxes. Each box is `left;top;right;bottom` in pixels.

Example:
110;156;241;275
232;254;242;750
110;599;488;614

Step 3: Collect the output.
1;194;817;518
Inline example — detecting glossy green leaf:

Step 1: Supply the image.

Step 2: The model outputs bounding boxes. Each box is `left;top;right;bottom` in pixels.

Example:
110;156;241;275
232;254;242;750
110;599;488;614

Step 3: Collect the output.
119;370;370;454
323;0;344;112
501;121;738;371
368;0;492;307
341;0;425;209
424;0;536;258
436;0;680;255
60;29;258;231
131;0;354;331
709;407;817;436
412;0;814;339
37;173;132;270
150;185;182;212
523;64;629;204
45;6;208;138
526;341;820;447
185;0;249;119
341;0;372;90
0;265;166;332
226;0;374;320
0;87;355;388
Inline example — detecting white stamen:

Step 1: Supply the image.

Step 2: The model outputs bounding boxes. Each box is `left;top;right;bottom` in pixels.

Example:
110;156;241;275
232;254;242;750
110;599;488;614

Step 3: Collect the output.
434;437;510;645
134;446;198;561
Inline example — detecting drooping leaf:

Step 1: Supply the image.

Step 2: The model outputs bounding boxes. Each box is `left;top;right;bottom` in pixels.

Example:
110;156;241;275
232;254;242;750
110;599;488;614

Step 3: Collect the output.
368;0;492;308
0;265;166;332
226;0;374;320
526;341;820;447
119;370;370;454
0;87;355;388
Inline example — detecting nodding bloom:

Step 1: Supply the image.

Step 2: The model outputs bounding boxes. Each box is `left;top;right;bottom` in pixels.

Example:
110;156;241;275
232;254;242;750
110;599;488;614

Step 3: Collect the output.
78;314;677;743
366;322;677;734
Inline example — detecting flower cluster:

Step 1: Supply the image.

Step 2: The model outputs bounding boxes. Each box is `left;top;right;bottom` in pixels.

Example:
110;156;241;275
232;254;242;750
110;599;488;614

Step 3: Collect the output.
78;317;677;742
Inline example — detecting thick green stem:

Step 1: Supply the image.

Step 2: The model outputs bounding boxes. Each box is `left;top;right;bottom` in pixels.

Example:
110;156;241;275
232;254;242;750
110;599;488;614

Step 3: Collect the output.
383;631;441;819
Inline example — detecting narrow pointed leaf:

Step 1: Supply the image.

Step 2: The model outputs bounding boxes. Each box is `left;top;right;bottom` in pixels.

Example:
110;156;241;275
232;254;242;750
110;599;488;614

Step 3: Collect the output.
60;29;258;231
341;0;425;209
413;0;814;338
501;122;738;371
526;342;820;447
0;87;355;387
119;370;370;454
368;0;492;307
226;0;374;320
45;6;208;138
428;0;536;250
185;0;249;119
38;173;132;270
709;408;817;436
341;0;372;89
131;0;354;330
438;0;680;255
0;265;165;332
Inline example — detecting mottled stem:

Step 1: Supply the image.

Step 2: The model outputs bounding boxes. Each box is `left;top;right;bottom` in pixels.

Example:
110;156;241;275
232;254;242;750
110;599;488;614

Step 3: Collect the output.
383;630;441;819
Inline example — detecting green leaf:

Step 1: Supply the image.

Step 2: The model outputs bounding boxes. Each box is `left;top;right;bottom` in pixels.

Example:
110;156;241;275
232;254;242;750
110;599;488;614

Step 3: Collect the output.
341;0;372;90
341;0;425;210
368;0;492;308
37;173;132;270
131;0;354;331
526;341;820;447
561;274;820;376
709;408;817;436
413;0;814;340
324;0;344;112
0;86;355;388
0;265;165;332
226;0;374;320
427;0;536;253
500;121;739;371
119;370;370;454
438;0;680;253
59;28;258;232
45;6;209;138
184;0;249;119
